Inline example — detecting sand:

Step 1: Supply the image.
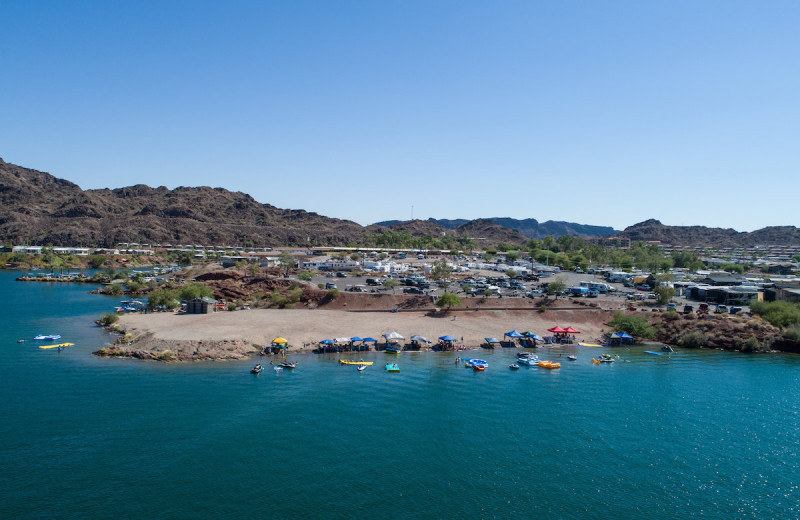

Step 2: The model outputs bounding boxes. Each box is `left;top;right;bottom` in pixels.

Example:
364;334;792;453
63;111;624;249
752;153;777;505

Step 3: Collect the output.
114;307;612;361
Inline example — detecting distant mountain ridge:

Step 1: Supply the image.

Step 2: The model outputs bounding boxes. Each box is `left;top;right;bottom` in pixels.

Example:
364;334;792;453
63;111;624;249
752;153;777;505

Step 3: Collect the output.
374;217;618;239
616;219;800;247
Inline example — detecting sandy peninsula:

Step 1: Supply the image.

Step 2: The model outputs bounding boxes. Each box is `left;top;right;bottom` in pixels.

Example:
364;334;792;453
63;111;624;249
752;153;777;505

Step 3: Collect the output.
106;306;610;361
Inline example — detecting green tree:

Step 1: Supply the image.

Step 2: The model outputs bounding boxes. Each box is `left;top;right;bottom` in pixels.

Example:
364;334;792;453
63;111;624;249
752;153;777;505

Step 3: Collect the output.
505;251;519;262
247;262;261;277
279;251;296;276
147;288;180;310
298;270;315;281
653;285;676;305
436;292;462;312
383;279;399;294
608;312;655;339
431;259;454;292
547;276;567;298
88;255;107;268
179;283;213;301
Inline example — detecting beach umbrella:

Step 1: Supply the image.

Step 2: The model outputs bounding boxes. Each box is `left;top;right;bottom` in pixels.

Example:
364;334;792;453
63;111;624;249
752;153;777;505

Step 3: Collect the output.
350;336;364;342
563;326;580;334
614;332;633;339
547;326;566;333
383;331;405;341
272;337;288;344
504;330;524;338
320;339;335;344
335;337;351;343
410;334;429;343
439;335;458;342
362;337;378;343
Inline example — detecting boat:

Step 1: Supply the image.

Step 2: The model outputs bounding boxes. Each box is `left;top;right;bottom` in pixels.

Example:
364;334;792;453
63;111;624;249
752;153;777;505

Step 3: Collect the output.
385;345;401;354
251;364;263;374
464;358;488;368
643;351;663;356
273;366;283;371
34;334;61;341
339;360;374;366
385;363;400;372
661;344;675;352
39;343;75;350
357;365;367;372
278;361;297;369
538;360;561;369
567;355;577;361
473;364;485;371
509;364;519;370
579;342;603;347
517;356;539;366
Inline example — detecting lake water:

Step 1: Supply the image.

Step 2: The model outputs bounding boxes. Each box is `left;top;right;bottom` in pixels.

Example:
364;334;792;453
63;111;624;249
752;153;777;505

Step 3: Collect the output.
2;270;799;519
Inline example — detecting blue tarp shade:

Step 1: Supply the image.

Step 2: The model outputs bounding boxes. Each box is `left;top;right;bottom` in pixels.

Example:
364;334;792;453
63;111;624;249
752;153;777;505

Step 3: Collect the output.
485;337;500;344
320;339;336;344
527;334;544;341
504;330;524;338
361;337;378;343
350;336;363;342
614;332;633;339
439;335;458;341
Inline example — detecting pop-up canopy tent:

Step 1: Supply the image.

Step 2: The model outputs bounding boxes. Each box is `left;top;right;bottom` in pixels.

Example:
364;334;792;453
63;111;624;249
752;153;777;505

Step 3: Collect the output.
504;330;524;339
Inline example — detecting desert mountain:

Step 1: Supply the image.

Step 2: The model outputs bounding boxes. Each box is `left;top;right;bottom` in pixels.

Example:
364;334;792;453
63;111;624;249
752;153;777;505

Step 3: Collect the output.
616;219;800;247
375;217;617;239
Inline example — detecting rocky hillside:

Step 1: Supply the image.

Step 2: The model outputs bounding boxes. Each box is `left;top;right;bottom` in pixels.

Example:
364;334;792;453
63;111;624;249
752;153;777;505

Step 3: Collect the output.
617;219;800;247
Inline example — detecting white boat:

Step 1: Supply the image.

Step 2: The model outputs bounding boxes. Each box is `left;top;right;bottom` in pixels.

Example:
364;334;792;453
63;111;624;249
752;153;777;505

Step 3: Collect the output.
357;365;367;372
34;334;61;341
517;357;539;366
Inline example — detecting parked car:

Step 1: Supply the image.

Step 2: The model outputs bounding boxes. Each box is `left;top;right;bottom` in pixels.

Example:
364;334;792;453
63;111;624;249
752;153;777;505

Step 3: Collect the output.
666;303;677;311
336;272;348;278
647;293;657;300
325;282;337;289
730;306;743;315
714;305;728;314
403;287;424;294
366;278;382;286
325;272;336;278
683;305;694;314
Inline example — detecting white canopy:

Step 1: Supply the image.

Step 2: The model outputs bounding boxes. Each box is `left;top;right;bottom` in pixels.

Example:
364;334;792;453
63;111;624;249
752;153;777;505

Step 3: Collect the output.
382;331;405;341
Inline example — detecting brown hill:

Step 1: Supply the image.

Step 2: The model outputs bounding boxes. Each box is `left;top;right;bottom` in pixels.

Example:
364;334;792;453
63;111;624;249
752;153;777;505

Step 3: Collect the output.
617;219;800;247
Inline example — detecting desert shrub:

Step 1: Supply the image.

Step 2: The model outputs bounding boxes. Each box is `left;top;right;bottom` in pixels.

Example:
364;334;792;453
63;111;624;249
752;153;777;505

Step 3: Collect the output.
739;336;760;352
104;284;124;295
179;283;213;301
538;304;547;313
270;293;289;308
326;288;339;300
158;350;176;361
100;313;119;326
287;287;303;303
678;331;708;348
750;300;800;328
684;313;696;320
317;283;324;289
663;310;680;321
608;312;655;339
298;271;315;281
783;323;800;342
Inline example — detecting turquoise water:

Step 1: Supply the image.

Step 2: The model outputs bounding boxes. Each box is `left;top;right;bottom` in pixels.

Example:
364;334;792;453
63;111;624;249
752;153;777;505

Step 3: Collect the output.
2;269;799;519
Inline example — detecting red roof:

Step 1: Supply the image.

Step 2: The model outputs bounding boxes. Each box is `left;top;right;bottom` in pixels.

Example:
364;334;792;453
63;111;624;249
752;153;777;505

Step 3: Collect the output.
563;326;580;334
547;326;566;333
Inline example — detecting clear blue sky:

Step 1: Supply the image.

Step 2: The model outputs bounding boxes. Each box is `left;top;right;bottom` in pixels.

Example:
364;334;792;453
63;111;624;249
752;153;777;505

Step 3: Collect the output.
2;1;798;232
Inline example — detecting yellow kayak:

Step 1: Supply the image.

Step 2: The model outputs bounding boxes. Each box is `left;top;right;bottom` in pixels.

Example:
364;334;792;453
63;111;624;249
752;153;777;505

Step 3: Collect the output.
339;360;374;366
579;342;603;347
39;343;75;349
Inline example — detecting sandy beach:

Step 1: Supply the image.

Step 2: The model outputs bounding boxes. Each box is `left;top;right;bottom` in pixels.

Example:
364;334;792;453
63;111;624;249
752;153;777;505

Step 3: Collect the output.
113;306;611;360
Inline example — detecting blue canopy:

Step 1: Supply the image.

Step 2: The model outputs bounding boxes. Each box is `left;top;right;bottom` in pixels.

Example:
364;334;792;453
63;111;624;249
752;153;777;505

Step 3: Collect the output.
614;332;634;339
504;330;524;338
484;337;500;344
320;339;336;344
350;336;363;342
361;337;378;343
527;334;544;341
439;335;458;342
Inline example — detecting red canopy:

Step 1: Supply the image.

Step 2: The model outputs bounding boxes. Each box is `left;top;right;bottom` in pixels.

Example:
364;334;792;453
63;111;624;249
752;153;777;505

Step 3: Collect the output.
547;326;566;333
563;326;580;334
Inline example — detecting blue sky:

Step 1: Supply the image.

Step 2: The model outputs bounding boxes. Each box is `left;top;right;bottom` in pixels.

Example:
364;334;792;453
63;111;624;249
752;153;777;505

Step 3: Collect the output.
2;1;798;232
